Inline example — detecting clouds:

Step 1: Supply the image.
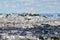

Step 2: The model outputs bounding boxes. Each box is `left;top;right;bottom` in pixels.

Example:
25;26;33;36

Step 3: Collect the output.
0;0;60;13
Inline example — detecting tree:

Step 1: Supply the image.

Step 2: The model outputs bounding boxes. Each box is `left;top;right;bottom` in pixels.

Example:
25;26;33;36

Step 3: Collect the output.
51;37;60;40
39;36;44;40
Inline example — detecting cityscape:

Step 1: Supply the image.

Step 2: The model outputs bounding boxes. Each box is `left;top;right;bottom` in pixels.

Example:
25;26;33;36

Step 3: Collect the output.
0;13;60;40
0;0;60;40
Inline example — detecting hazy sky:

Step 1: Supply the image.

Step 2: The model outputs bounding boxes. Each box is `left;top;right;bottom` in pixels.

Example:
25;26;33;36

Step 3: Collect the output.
0;0;60;14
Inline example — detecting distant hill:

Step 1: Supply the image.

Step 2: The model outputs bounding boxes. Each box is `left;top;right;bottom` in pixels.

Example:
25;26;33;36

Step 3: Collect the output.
0;13;60;17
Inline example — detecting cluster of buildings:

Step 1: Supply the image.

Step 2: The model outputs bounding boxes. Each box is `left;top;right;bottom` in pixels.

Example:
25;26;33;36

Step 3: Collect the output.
0;13;60;28
0;13;60;40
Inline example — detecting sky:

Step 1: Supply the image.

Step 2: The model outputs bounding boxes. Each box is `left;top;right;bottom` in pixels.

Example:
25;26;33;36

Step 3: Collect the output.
0;0;60;14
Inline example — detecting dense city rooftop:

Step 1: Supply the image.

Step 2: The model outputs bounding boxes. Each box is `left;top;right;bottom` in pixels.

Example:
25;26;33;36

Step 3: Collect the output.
0;13;60;40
